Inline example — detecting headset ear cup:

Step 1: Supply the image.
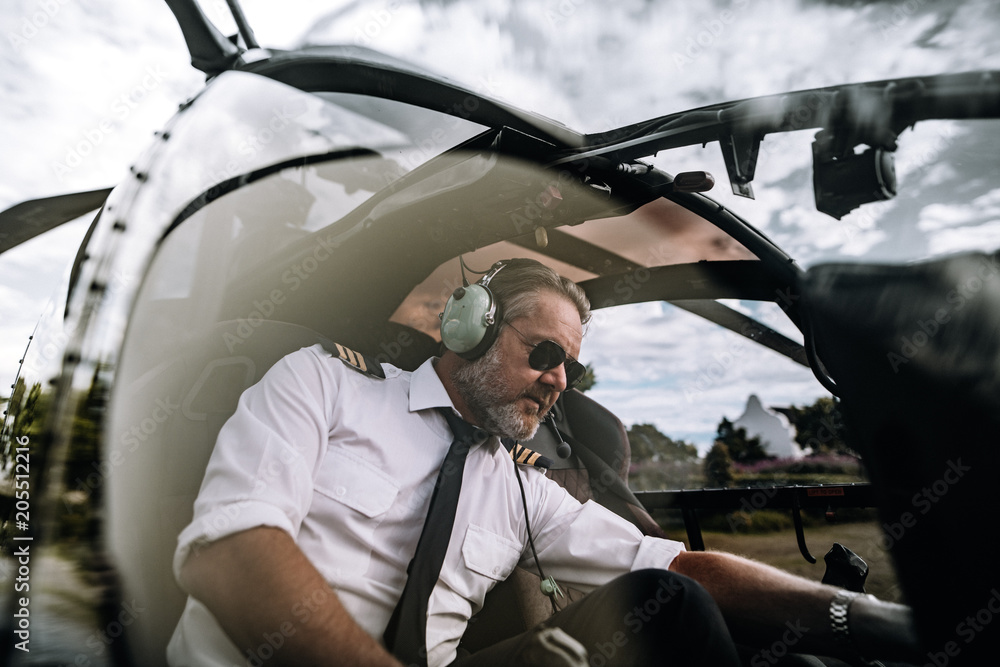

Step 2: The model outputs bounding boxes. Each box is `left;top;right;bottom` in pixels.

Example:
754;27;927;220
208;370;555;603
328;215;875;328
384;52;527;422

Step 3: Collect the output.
458;298;503;360
440;260;509;360
440;284;503;359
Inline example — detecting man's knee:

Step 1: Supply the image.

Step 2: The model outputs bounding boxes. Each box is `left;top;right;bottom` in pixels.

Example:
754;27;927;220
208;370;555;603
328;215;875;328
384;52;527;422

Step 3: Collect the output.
615;569;715;634
582;569;734;665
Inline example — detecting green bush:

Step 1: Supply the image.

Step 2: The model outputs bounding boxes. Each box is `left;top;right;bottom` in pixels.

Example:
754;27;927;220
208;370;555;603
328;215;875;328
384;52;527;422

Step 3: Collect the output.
701;509;794;534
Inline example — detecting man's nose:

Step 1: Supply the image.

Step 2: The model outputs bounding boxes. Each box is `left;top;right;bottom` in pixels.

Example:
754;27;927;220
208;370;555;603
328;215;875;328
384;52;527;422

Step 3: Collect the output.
539;363;568;393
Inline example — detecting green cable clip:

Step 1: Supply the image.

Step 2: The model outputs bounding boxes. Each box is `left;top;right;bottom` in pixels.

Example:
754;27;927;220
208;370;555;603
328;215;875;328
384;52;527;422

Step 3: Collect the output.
540;576;565;600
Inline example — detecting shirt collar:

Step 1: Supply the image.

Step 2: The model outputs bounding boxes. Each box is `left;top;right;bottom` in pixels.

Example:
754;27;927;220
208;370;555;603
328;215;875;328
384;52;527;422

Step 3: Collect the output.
409;357;457;414
410;357;501;452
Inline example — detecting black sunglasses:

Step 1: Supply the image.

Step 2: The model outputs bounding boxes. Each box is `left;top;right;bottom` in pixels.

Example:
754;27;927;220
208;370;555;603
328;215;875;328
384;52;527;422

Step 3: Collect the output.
504;322;586;388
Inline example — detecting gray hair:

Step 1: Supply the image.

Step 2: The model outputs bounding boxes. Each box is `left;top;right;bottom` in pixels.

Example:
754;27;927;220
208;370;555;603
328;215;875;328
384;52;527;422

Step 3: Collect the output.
489;258;591;327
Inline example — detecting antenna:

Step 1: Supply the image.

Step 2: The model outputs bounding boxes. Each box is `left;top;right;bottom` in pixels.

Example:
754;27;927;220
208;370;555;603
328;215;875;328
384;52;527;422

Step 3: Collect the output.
165;0;243;77
225;0;260;49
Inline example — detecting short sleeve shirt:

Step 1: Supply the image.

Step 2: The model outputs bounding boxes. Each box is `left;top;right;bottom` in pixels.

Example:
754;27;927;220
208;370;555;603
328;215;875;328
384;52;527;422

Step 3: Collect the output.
168;344;684;667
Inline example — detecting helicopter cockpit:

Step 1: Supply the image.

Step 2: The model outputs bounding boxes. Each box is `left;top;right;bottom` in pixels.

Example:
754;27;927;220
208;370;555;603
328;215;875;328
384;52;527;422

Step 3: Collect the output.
100;68;786;663
4;2;1000;664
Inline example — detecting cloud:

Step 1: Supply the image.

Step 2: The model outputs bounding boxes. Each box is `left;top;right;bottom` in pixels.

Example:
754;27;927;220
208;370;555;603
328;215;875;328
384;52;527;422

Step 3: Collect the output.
583;301;821;452
926;219;1000;257
919;188;1000;231
3;0;998;432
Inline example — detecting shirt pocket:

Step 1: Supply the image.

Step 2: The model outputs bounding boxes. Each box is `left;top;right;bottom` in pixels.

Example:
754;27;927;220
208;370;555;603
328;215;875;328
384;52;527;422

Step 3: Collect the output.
314;447;398;518
461;523;522;583
311;448;399;578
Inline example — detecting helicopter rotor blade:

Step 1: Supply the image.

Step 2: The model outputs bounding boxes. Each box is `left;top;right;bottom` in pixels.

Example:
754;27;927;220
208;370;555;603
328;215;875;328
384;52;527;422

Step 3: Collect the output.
0;187;112;256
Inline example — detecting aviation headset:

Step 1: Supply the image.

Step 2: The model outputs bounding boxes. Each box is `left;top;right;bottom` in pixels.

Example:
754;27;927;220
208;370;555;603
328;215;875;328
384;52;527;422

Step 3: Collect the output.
439;260;512;360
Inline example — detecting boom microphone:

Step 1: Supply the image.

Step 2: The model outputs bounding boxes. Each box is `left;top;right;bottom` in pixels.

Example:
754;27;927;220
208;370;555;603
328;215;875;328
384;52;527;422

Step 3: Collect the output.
546;413;572;459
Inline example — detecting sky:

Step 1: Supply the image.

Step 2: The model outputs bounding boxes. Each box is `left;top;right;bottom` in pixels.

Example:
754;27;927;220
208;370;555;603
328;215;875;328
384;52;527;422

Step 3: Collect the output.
2;0;999;450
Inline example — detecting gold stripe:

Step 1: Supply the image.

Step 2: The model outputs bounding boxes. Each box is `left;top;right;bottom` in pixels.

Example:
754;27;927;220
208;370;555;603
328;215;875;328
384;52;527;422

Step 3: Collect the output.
335;344;367;372
513;445;540;467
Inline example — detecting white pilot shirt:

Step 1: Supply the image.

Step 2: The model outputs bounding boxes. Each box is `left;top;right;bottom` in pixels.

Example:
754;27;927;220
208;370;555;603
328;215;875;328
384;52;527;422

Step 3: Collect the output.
167;343;685;667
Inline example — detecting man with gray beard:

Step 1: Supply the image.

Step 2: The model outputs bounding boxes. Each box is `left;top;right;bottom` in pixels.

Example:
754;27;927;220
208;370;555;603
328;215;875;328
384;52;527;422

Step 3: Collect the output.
170;258;921;667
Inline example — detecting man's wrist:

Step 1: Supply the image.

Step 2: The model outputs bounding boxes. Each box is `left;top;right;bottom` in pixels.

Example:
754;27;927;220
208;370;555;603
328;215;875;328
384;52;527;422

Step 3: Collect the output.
847;593;922;664
829;590;881;665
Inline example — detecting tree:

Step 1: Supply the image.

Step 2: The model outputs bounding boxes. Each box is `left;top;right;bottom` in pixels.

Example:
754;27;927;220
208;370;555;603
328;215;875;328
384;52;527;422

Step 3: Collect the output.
58;366;110;542
715;417;770;463
785;396;854;456
627;423;698;463
704;441;734;488
574;363;596;392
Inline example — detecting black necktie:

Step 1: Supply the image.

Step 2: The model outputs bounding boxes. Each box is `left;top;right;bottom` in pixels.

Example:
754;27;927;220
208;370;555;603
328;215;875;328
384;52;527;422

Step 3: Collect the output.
383;408;483;666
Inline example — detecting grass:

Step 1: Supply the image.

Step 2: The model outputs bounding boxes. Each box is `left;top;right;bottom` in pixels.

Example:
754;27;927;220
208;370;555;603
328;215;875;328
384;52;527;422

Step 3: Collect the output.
659;519;904;603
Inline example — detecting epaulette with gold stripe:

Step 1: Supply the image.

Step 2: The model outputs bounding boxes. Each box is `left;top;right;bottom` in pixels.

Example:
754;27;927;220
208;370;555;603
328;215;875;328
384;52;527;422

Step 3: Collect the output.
508;442;553;470
332;343;386;379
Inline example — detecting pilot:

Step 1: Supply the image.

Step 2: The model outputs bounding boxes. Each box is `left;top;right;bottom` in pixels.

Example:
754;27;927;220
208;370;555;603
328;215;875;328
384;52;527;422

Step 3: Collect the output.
168;258;920;666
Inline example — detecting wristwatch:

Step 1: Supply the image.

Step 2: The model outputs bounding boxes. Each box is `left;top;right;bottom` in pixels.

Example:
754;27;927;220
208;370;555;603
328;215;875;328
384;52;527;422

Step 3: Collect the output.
829;590;883;666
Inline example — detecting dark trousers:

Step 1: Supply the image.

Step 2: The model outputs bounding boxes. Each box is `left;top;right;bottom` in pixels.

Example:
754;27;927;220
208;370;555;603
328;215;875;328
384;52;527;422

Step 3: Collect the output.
451;569;741;666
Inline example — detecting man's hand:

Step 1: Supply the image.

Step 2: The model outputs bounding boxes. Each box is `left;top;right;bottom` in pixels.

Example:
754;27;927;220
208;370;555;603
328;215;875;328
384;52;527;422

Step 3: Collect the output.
669;550;922;664
179;526;402;667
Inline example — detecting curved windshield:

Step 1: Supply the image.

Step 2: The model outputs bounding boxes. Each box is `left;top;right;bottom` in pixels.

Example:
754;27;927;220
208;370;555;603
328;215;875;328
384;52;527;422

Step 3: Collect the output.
648;120;1000;268
104;146;641;664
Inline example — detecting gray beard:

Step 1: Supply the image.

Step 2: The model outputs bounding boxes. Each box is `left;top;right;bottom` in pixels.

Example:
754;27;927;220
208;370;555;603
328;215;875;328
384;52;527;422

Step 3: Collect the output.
451;344;543;441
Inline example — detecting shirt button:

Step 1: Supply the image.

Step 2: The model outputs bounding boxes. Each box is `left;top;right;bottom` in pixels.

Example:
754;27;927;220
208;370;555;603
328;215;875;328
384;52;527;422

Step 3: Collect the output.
492;566;500;575
335;486;346;497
